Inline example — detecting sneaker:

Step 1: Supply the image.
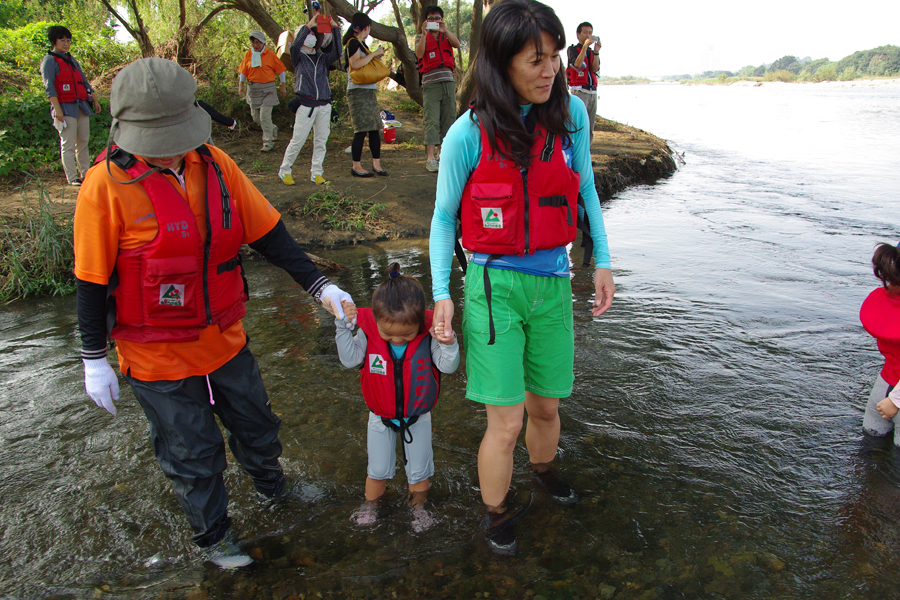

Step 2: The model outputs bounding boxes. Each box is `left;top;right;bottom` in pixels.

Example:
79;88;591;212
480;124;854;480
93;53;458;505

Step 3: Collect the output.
425;159;439;173
261;143;274;153
203;536;253;569
281;174;295;186
351;500;380;526
411;505;436;533
484;512;517;556
532;468;579;505
69;178;83;186
311;174;328;185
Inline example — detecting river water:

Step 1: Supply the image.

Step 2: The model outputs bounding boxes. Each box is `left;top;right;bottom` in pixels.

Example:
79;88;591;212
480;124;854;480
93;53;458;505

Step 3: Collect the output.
2;83;900;599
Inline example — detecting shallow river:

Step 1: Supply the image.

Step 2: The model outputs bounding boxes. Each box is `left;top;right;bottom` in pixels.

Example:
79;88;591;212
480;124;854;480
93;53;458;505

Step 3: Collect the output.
2;83;900;599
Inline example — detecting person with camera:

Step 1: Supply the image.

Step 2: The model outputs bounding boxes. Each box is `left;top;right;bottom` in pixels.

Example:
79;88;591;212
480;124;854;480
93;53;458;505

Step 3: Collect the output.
566;22;601;132
415;6;460;173
278;1;341;186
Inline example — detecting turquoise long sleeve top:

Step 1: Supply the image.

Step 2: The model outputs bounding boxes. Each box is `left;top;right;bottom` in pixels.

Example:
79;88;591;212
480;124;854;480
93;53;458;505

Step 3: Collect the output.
429;94;611;302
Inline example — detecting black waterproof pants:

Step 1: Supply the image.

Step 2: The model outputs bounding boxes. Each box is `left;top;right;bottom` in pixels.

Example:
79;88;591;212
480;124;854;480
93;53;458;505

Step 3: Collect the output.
125;343;285;548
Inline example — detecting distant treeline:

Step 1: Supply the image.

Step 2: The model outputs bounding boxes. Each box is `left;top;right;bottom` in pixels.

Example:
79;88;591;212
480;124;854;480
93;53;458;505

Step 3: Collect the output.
665;45;900;83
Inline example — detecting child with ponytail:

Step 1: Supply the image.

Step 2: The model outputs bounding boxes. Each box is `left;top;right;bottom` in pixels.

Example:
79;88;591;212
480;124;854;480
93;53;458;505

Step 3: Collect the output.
860;242;900;443
334;263;459;530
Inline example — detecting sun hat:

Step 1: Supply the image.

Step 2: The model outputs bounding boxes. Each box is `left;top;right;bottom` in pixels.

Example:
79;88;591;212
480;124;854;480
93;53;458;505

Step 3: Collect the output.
108;58;211;159
249;30;266;43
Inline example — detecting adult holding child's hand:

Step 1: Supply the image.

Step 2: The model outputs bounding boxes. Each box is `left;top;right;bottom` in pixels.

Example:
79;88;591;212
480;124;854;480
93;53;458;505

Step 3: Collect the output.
428;0;614;556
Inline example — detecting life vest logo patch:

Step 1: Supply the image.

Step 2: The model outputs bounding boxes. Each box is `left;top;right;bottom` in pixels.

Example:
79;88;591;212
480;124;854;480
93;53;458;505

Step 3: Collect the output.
159;284;185;306
428;51;436;59
481;207;503;229
62;84;71;91
369;354;387;375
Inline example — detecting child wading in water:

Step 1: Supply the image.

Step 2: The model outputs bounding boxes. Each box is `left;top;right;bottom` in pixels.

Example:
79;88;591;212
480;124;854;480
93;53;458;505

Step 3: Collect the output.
335;263;459;530
860;242;900;443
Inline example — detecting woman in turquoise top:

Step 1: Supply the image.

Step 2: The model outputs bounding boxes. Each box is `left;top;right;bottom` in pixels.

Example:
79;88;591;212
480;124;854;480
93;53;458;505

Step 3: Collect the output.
428;0;614;555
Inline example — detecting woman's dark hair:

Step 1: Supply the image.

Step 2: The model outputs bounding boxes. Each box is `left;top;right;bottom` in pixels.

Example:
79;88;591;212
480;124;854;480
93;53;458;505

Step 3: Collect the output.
873;243;900;292
342;12;372;46
372;263;426;328
470;0;572;169
48;26;72;47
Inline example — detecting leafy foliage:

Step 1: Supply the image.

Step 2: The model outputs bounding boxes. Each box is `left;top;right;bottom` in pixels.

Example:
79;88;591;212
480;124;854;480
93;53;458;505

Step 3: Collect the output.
288;190;386;232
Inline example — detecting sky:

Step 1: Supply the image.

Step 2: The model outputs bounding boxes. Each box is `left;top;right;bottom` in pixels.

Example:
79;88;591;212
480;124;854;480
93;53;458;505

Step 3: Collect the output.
377;0;900;78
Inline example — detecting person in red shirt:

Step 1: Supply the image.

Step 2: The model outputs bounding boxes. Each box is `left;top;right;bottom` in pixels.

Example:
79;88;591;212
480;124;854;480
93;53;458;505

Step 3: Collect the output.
75;58;355;569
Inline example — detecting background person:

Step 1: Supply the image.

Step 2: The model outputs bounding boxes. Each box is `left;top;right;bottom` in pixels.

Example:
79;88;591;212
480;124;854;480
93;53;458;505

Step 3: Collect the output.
860;242;900;444
343;12;388;178
279;6;342;186
428;0;614;556
414;5;460;173
238;30;286;152
334;264;459;531
40;25;101;186
566;21;601;133
75;58;355;569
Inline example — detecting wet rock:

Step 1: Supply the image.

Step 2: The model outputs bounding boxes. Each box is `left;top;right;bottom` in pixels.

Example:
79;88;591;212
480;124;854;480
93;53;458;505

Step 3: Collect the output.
598;583;617;599
707;555;735;578
759;552;786;572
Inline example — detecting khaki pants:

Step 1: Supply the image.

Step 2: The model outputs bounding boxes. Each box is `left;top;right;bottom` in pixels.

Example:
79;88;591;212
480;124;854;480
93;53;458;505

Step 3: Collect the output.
251;105;275;145
422;80;457;147
573;89;597;133
59;113;90;183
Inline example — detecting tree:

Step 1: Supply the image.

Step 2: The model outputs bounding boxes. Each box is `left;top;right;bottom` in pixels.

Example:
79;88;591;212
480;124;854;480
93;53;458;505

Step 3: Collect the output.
456;0;491;114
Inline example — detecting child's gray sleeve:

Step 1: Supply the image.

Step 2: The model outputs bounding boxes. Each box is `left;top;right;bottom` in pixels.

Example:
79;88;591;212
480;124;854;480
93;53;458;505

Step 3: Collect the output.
335;318;367;368
430;336;460;374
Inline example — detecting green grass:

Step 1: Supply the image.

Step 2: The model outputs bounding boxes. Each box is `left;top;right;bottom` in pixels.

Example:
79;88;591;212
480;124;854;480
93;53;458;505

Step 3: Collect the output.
289;190;386;231
0;182;75;302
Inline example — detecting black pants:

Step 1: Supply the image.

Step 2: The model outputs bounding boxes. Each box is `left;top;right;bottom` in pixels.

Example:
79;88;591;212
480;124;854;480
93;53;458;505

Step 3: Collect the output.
351;129;381;162
125;343;284;548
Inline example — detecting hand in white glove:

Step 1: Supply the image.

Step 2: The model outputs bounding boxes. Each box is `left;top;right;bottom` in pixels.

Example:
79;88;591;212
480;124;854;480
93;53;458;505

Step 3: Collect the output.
53;117;66;133
319;284;355;328
83;357;120;416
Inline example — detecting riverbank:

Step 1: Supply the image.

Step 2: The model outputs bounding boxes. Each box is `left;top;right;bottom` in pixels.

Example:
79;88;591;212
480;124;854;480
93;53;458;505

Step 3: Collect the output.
0;97;676;253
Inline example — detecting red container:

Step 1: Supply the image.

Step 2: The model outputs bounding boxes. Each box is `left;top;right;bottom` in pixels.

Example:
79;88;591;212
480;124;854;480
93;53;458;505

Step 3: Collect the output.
383;126;396;143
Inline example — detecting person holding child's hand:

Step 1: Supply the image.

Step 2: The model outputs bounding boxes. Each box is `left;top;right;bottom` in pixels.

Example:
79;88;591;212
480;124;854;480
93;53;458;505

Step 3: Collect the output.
334;263;459;532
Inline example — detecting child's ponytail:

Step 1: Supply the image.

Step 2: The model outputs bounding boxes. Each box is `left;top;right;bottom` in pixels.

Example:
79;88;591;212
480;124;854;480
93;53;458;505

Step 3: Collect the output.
372;263;426;327
872;242;900;292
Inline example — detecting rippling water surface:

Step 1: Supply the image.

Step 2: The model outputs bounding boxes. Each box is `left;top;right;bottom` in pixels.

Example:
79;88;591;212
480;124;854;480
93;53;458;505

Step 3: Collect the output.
2;84;900;598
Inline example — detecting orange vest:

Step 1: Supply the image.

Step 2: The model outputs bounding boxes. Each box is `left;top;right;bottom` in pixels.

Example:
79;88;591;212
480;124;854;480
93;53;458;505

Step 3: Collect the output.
95;146;247;343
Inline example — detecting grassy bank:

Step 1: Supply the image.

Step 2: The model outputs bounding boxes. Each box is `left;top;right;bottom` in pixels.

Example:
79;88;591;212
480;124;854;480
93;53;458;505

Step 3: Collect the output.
0;183;74;302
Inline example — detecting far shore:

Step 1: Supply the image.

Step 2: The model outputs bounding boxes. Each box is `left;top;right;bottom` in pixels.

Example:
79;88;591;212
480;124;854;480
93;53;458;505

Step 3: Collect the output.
604;78;900;89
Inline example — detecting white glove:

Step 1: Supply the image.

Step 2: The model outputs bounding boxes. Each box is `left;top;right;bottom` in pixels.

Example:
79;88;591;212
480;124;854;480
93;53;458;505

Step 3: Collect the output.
319;284;355;328
83;357;120;416
53;118;67;133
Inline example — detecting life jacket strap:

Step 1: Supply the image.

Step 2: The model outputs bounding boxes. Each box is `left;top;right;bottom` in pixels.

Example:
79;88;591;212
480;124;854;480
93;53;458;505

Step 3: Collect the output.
380;414;420;464
483;254;503;345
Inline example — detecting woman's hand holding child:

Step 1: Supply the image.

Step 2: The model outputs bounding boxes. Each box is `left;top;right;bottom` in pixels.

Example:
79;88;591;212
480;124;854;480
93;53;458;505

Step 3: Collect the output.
432;321;455;345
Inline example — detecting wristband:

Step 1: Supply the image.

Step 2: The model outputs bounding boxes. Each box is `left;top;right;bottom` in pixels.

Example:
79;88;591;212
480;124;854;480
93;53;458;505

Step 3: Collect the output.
313;279;331;305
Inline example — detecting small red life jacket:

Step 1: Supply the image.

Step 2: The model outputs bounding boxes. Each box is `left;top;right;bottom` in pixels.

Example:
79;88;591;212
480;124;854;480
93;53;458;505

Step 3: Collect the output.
417;33;455;74
94;146;247;343
566;50;596;89
459;118;581;256
860;286;900;385
50;52;89;103
356;308;440;419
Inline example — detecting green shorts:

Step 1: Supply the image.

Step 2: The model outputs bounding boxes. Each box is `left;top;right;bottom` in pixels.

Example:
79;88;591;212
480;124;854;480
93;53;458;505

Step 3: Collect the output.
462;263;575;405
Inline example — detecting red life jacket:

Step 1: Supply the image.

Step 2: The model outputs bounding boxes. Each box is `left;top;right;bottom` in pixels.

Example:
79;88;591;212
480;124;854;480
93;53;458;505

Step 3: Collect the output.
50;52;89;103
417;33;455;74
459;117;581;256
94;146;247;343
566;50;596;89
860;287;900;385
356;308;440;419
